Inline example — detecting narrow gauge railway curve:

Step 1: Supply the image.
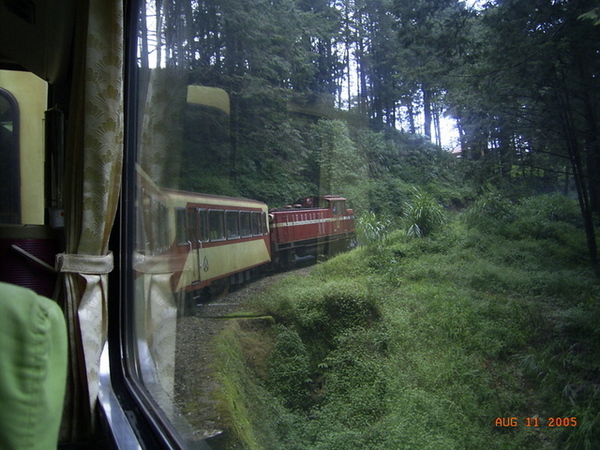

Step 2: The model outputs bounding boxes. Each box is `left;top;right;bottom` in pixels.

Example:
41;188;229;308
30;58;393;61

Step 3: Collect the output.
174;265;314;443
137;182;356;316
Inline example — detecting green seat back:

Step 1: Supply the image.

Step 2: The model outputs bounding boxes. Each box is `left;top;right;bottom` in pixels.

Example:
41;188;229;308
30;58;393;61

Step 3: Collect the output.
0;282;67;450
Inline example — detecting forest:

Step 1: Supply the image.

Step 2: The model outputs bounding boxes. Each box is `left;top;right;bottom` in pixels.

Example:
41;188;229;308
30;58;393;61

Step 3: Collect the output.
141;0;600;274
141;0;600;448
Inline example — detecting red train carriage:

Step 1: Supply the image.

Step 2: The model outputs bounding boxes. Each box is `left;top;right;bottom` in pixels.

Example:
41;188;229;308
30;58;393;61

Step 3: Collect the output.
269;195;355;267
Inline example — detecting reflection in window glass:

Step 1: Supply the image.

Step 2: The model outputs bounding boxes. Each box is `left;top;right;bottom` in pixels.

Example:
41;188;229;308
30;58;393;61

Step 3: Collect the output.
131;0;364;445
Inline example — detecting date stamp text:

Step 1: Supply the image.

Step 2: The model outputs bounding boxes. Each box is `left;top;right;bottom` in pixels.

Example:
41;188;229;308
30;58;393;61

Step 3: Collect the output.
495;417;578;427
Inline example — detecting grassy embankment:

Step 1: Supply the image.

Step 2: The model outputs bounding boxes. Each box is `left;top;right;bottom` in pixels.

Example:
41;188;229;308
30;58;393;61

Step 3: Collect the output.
212;194;600;449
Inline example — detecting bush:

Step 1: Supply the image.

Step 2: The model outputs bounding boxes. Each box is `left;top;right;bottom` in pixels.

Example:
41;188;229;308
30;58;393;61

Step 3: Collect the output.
518;193;581;224
403;188;447;238
464;193;516;233
356;211;395;245
465;192;584;244
267;326;311;409
510;194;583;243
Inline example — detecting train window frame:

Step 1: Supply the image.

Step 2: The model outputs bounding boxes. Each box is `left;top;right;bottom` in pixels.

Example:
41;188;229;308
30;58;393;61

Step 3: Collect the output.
158;202;169;253
186;208;197;243
114;0;360;447
240;210;251;238
0;87;20;224
113;1;209;448
197;207;209;243
250;211;260;236
226;210;240;240
175;207;187;246
208;209;225;241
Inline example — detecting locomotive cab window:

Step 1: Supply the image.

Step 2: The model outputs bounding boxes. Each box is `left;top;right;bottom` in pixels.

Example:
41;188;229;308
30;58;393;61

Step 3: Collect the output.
333;200;345;216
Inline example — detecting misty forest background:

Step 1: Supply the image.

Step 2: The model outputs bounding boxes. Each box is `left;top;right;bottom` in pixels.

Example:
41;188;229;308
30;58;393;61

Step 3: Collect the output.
143;0;600;273
142;0;600;448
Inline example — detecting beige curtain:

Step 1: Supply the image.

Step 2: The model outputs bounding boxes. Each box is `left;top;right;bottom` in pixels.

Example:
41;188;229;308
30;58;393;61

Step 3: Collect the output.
58;0;123;441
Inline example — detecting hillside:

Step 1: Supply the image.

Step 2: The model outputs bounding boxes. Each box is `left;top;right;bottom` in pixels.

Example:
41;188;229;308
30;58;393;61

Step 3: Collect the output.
210;194;600;449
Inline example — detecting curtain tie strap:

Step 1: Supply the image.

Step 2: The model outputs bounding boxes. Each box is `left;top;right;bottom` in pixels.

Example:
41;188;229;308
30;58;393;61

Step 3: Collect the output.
56;252;114;275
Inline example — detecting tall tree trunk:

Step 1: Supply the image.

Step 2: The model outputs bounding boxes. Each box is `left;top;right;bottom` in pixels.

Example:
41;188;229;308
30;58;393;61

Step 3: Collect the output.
407;102;416;134
433;106;441;147
587;140;600;214
422;85;431;140
583;94;600;214
561;92;599;276
496;119;513;179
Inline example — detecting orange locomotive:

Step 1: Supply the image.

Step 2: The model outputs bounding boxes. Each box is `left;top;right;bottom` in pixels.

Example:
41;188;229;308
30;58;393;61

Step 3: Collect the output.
269;195;356;268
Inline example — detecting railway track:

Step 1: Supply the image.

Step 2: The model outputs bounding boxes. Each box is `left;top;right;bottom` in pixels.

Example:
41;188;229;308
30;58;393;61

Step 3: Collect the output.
174;265;314;442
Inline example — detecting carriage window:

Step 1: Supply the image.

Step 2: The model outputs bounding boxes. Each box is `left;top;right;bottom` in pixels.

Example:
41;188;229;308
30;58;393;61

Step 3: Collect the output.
155;202;169;252
240;211;251;237
251;212;260;236
226;210;239;239
198;208;209;242
209;210;225;241
175;208;187;245
186;208;197;242
0;88;20;224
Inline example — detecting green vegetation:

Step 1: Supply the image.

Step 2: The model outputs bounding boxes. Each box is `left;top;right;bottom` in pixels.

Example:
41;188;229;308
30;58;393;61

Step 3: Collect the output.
213;194;600;449
158;1;600;446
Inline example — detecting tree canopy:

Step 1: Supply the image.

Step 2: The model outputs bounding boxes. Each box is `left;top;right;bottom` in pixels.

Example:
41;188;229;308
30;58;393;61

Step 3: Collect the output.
140;0;600;272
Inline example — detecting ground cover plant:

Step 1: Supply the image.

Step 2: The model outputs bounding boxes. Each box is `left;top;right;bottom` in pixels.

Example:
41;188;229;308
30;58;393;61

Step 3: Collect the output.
212;194;600;449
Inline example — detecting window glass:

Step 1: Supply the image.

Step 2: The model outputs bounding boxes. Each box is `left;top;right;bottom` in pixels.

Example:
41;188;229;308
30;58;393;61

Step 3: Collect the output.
175;208;187;245
250;212;260;236
198;208;209;242
0;71;47;225
186;208;197;242
240;211;251;237
332;200;344;215
130;0;359;445
225;211;239;239
0;89;19;224
208;210;225;241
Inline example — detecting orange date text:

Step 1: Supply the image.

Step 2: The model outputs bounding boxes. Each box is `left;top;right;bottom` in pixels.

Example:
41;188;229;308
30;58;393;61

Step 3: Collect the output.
494;417;578;427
